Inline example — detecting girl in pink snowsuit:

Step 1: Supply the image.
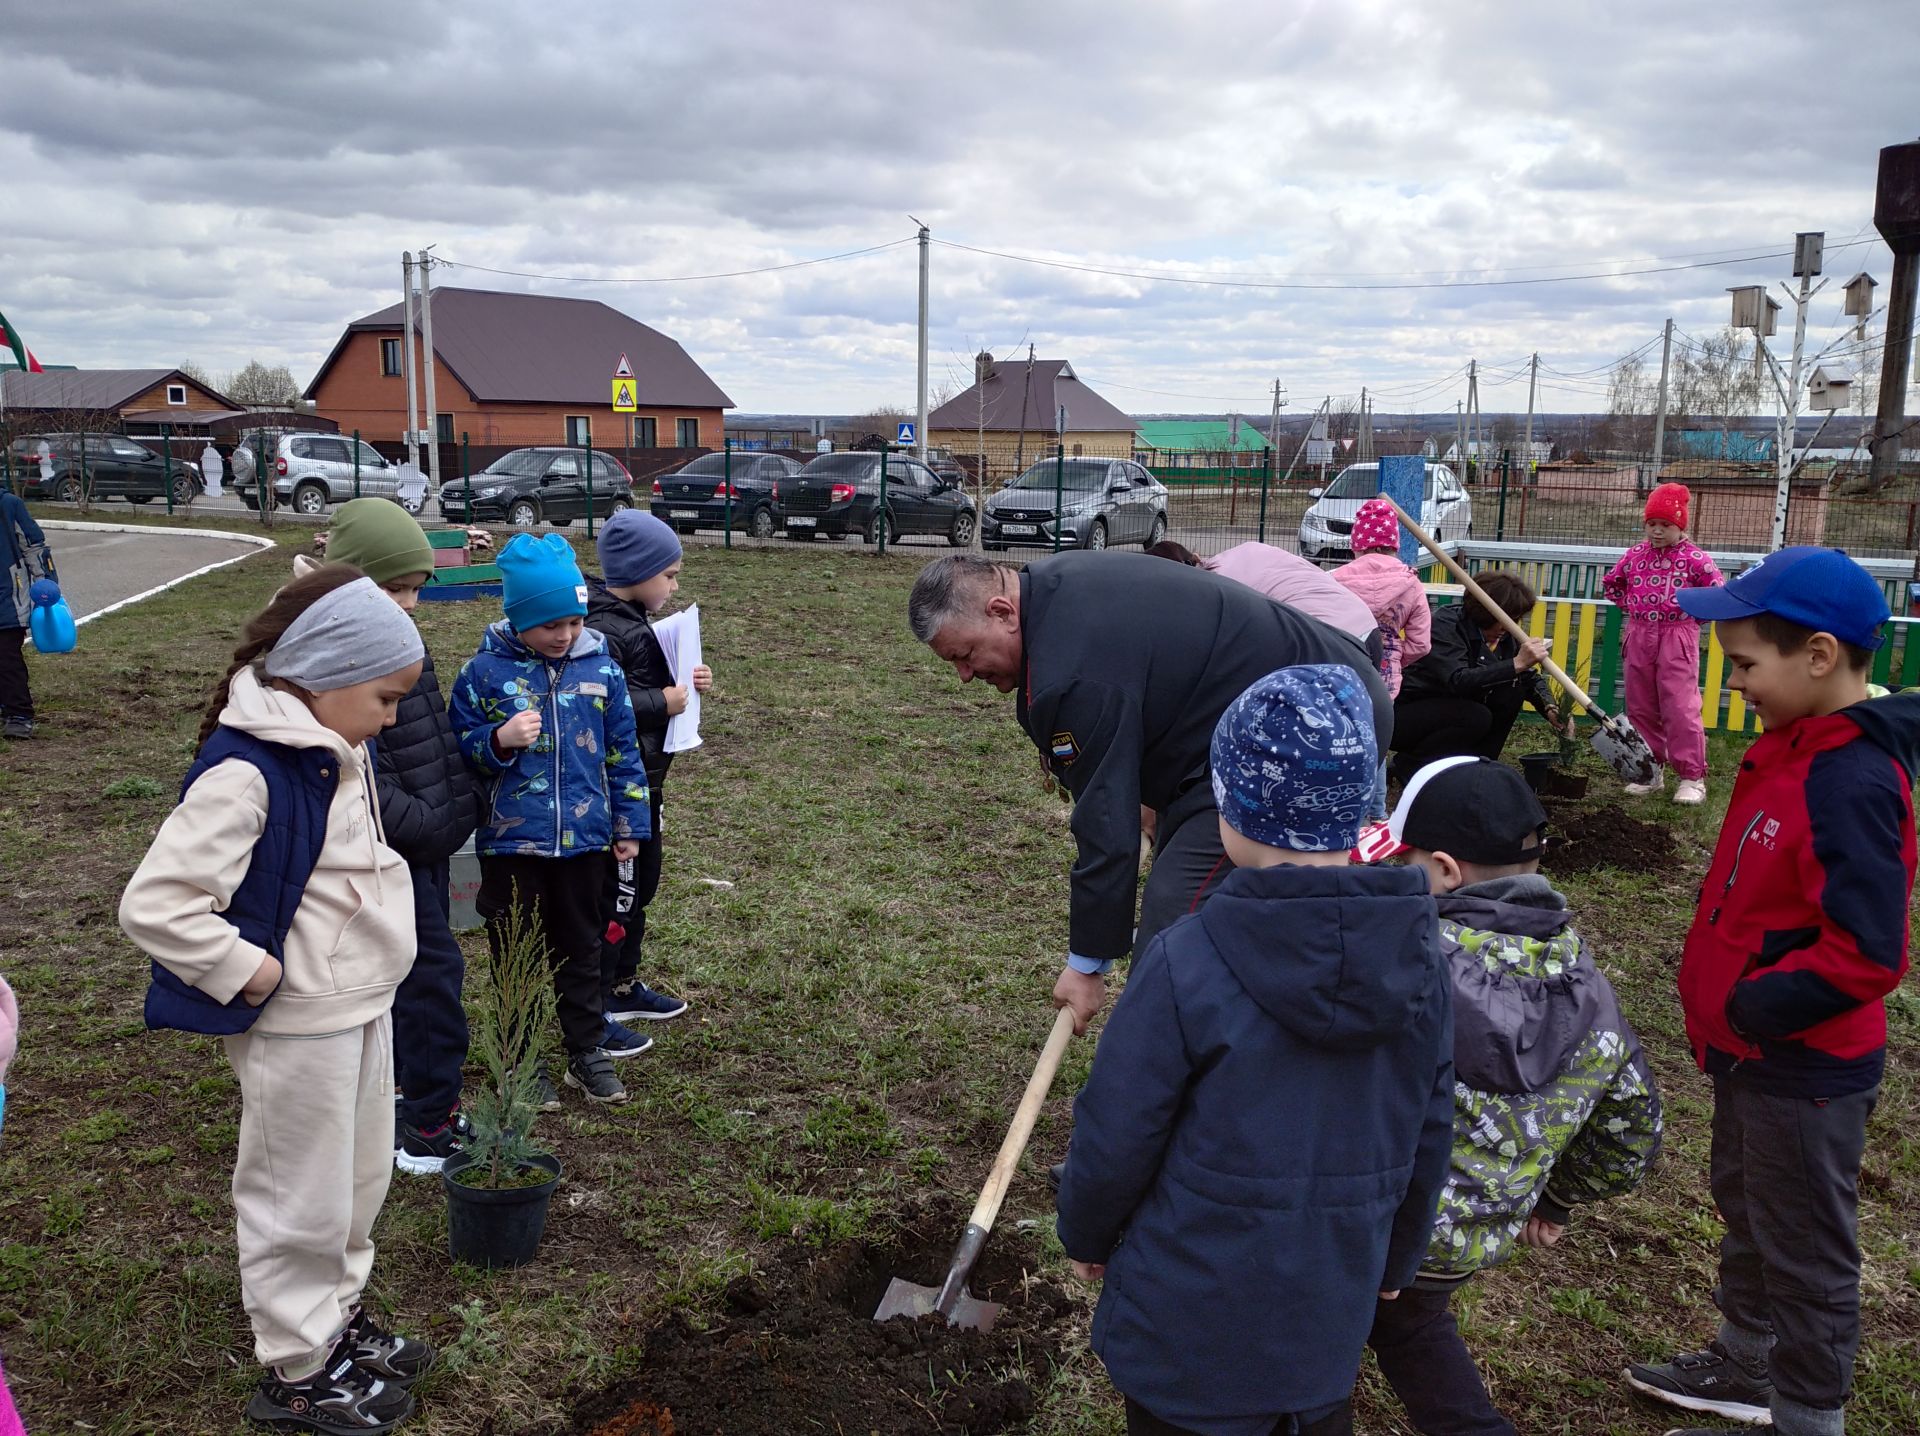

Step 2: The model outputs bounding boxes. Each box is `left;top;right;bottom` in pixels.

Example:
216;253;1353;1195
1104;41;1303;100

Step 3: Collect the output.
1601;482;1722;805
1333;498;1432;817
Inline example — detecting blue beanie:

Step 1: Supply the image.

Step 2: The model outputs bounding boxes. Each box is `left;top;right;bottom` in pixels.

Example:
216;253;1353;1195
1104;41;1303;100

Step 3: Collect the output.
1210;664;1377;852
598;509;683;587
499;533;588;632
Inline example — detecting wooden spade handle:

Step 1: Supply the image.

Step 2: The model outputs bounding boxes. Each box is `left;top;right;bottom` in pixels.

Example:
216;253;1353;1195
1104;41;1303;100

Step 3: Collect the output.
1383;497;1599;714
967;1006;1078;1235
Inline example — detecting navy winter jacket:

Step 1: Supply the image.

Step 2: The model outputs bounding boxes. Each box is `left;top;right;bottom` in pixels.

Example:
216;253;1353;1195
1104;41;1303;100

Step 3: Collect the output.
1056;862;1453;1435
3;492;55;629
374;650;483;867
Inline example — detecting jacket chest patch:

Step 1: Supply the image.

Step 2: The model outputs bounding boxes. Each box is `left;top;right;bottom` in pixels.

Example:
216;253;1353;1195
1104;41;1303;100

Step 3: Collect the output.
578;681;608;697
1050;731;1079;767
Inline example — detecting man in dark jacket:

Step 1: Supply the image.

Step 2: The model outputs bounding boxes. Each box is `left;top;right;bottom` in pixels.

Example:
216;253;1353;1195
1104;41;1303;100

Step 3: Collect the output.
1057;667;1452;1436
908;551;1391;1034
1391;571;1562;781
295;500;483;1172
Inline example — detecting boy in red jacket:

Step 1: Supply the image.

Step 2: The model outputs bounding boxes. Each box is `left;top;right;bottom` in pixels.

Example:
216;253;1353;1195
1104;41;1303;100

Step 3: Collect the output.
1625;547;1917;1436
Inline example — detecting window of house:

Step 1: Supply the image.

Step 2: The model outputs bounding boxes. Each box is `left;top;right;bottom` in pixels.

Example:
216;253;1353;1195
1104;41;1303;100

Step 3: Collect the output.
635;417;657;447
381;339;403;376
166;384;187;405
676;418;699;448
564;416;591;446
436;413;454;445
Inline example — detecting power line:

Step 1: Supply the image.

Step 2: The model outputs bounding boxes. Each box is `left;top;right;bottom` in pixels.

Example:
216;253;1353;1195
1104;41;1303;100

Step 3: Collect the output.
433;236;917;285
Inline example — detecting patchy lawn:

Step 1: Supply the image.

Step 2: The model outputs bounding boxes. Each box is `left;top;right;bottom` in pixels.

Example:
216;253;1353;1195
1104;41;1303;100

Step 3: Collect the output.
0;513;1914;1435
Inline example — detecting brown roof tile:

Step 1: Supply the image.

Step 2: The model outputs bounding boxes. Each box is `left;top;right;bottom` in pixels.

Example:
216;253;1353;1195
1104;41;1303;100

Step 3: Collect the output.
928;360;1134;434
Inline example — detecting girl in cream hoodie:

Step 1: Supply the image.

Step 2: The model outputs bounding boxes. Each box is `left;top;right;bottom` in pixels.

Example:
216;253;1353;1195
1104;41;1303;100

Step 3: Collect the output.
119;566;434;1436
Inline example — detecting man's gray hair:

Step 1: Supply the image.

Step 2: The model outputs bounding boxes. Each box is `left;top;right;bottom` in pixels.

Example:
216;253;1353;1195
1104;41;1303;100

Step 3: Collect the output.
907;554;1018;643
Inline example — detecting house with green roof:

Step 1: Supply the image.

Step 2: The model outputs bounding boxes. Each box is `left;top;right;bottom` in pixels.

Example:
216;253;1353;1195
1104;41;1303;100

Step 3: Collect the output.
1133;419;1272;477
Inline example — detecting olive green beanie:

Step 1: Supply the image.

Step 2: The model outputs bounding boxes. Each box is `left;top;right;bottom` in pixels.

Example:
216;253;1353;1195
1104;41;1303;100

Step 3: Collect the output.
324;499;436;585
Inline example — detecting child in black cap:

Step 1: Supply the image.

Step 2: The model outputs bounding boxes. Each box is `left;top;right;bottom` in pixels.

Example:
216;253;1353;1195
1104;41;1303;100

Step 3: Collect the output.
1372;756;1663;1436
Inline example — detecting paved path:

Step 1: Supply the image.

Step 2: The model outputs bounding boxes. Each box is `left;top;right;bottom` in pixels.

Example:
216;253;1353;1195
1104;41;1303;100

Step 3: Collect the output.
46;527;267;620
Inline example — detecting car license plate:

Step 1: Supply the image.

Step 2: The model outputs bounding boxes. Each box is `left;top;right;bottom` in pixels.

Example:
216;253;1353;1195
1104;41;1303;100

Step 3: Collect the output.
787;516;817;527
1001;523;1038;536
670;509;700;519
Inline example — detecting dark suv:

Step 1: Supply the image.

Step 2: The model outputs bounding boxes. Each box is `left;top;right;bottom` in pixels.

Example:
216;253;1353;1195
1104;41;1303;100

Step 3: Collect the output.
779;451;977;546
652;451;801;538
439;448;634;527
7;433;202;506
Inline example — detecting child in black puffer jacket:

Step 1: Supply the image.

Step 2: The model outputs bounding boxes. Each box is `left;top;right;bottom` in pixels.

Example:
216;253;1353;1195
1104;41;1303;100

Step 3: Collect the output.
297;499;482;1173
586;512;710;1048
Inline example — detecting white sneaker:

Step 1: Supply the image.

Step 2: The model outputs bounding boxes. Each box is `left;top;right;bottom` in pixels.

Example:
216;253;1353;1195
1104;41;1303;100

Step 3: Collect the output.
1623;770;1664;797
1673;779;1707;806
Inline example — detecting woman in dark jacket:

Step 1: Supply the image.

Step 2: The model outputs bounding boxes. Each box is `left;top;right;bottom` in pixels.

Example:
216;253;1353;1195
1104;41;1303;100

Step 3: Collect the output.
1391;571;1561;782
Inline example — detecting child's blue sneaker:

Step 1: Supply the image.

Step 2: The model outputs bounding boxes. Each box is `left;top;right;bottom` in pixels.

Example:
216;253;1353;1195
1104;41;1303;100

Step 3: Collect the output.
600;1018;655;1059
606;981;689;1022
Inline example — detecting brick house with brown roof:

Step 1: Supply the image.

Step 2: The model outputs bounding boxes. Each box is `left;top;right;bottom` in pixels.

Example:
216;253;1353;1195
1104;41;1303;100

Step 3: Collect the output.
305;288;734;451
928;355;1137;470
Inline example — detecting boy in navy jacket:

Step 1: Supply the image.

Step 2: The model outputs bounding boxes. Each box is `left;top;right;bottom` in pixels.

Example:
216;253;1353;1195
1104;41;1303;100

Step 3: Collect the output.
1056;664;1453;1436
1628;548;1917;1436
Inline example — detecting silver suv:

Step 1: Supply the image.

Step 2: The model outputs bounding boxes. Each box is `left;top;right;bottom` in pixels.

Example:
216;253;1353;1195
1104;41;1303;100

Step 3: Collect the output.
266;434;417;515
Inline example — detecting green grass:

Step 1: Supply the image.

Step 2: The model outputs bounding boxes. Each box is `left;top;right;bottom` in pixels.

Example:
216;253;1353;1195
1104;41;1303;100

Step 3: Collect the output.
0;509;1915;1434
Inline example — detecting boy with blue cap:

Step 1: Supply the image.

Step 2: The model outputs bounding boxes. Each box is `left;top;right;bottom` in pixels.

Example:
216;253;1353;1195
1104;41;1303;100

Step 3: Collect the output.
449;533;653;1106
1626;548;1920;1436
1056;664;1453;1436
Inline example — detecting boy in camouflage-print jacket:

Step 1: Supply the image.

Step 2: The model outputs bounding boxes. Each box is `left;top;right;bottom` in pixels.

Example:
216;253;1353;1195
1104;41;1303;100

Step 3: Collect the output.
1366;756;1663;1436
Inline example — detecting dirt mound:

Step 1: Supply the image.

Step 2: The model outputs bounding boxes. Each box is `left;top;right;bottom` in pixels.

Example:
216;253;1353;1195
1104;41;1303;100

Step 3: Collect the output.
1540;799;1679;875
514;1199;1073;1436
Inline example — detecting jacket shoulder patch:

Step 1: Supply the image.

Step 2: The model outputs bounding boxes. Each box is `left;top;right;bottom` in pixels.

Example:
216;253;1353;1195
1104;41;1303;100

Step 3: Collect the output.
1050;731;1079;767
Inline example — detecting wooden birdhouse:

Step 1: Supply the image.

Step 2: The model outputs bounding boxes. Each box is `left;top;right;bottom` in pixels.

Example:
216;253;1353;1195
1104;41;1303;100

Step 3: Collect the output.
1807;363;1853;413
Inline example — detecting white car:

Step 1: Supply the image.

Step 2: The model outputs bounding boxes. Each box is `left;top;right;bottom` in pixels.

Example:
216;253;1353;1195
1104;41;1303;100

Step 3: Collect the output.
1297;461;1472;562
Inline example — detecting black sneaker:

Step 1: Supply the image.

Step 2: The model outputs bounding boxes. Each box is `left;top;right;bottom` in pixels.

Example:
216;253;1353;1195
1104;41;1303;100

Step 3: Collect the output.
1046;1162;1064;1191
523;1064;561;1114
393;1113;470;1177
1625;1343;1773;1425
343;1306;437;1388
1;717;33;741
565;1049;629;1104
600;1018;654;1059
246;1348;413;1434
606;980;689;1022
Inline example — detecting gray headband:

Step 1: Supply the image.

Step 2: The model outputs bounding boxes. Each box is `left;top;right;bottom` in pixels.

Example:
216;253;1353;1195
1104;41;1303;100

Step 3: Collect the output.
262;577;425;692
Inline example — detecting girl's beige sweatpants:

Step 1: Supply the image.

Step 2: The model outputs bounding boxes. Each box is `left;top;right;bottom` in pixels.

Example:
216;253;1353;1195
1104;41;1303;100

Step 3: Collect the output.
223;1014;395;1375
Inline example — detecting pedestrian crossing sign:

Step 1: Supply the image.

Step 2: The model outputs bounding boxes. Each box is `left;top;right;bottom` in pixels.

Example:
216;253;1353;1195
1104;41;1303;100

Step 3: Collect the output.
896;421;916;445
612;379;637;412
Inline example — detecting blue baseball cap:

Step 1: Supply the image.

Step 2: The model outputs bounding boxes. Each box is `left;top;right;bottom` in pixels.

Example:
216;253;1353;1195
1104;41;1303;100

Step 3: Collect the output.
1677;546;1889;651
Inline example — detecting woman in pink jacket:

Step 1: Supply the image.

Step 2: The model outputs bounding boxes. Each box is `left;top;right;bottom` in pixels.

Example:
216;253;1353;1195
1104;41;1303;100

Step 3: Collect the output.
1601;482;1722;804
1332;499;1432;817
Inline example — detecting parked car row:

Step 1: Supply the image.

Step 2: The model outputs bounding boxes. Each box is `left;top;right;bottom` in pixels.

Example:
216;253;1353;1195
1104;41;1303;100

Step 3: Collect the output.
6;433;203;507
439;448;636;527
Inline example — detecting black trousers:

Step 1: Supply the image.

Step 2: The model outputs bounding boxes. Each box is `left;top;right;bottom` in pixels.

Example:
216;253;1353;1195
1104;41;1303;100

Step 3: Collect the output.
1389;689;1525;780
1711;1076;1878;1412
477;851;611;1056
0;625;31;720
1134;797;1231;956
1124;1396;1352;1436
1367;1285;1516;1436
392;859;470;1131
601;782;666;1004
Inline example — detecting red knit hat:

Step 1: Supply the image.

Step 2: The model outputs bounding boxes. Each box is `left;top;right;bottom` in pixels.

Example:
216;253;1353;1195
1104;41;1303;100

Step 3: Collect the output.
1350;497;1402;554
1645;482;1690;529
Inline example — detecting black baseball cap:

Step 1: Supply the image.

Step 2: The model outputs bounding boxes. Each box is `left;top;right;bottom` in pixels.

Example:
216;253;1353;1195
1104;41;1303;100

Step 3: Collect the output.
1387;756;1548;865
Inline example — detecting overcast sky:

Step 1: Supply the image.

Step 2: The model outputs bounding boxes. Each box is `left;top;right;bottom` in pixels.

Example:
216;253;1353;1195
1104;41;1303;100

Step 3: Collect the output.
1;0;1911;416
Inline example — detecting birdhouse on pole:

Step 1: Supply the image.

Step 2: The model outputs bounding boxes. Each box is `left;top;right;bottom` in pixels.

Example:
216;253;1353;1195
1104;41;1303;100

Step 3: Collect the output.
1843;271;1878;341
1728;285;1769;330
1793;232;1825;278
1807;362;1854;413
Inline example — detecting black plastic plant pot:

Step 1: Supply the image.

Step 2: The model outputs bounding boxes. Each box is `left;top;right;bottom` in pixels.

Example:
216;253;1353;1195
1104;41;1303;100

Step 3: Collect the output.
442;1150;563;1269
1519;751;1589;800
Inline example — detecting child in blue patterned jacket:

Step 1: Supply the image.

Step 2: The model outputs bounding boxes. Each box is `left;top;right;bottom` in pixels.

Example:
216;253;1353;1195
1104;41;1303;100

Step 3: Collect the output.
449;533;651;1108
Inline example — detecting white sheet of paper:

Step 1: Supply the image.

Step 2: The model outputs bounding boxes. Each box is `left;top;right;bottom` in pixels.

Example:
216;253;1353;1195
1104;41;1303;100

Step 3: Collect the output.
653;604;703;753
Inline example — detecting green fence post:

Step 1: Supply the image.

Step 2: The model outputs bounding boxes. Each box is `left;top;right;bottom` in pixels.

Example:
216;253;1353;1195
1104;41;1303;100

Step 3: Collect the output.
1052;443;1065;554
352;428;362;498
1256;455;1272;545
255;429;269;518
1496;450;1512;542
724;437;734;549
582;421;595;539
877;448;889;555
2;448;11;498
77;432;88;505
162;423;175;515
462;431;472;526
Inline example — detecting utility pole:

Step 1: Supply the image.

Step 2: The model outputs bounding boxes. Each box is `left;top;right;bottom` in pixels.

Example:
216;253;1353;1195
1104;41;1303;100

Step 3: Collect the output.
913;220;930;463
1522;353;1538;472
400;252;420;471
1013;343;1035;474
1651;318;1674;475
1467;359;1481;478
1870;140;1919;489
418;245;442;495
1454;399;1464;470
1266;378;1286;496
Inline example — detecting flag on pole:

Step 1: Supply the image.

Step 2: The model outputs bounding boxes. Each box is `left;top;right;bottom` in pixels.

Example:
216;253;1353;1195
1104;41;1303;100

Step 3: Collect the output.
0;310;44;373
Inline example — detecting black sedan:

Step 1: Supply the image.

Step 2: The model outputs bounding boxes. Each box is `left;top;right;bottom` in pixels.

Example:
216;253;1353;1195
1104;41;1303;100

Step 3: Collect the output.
8;432;202;507
652;451;801;538
778;451;976;546
439;448;634;527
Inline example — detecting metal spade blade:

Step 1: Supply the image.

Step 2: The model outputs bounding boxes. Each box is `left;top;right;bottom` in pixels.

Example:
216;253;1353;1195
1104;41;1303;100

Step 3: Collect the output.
1590;713;1660;786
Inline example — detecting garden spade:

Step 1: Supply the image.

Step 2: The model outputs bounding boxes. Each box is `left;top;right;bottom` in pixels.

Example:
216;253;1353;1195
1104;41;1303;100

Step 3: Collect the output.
1384;500;1661;787
874;1007;1077;1332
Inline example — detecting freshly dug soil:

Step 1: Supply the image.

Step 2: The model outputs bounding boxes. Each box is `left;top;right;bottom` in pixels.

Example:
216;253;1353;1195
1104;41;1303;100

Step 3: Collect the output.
514;1197;1074;1436
1540;799;1679;875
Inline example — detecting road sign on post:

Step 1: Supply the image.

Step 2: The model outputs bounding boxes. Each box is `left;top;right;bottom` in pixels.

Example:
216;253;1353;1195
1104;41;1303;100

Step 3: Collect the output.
612;379;637;412
896;421;916;446
614;353;633;379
